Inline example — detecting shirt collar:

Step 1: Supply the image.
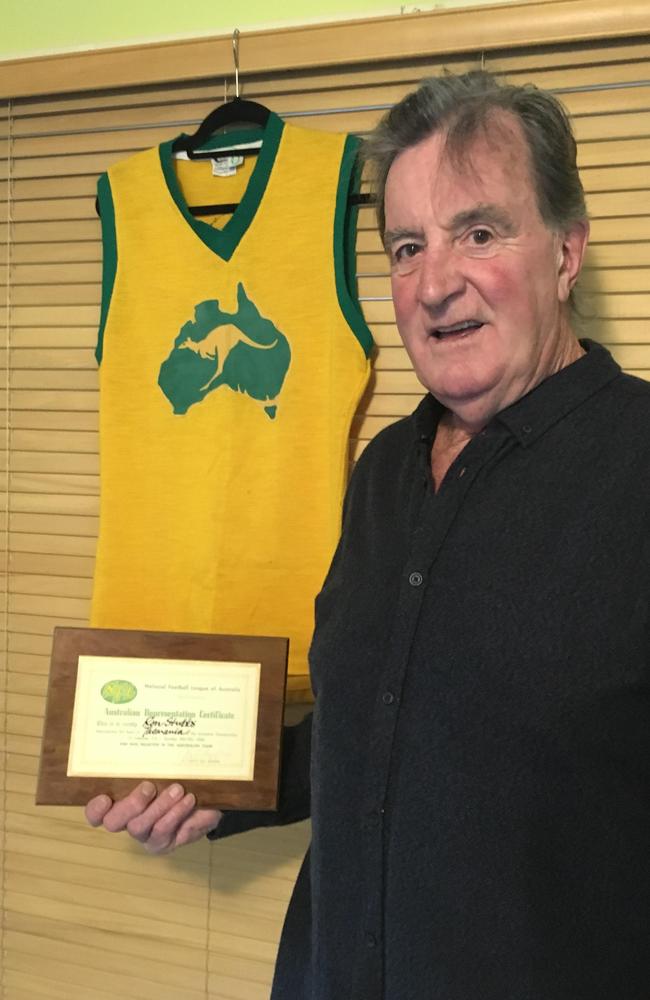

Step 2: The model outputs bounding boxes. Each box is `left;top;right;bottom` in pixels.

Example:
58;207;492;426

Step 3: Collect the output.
495;339;621;446
411;339;621;448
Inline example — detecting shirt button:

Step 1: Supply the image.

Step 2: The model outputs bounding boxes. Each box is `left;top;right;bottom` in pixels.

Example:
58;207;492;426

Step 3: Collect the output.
365;933;377;948
408;571;423;587
382;691;395;705
522;424;532;434
365;807;384;828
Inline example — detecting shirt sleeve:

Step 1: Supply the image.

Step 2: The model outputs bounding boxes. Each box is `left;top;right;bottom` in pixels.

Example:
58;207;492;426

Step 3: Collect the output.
208;711;312;839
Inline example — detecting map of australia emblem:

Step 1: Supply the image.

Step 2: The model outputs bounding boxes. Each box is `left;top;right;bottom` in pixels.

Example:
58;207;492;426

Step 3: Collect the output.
158;283;291;419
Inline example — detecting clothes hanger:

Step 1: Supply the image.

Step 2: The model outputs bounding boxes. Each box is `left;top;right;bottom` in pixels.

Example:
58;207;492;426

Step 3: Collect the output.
172;100;269;161
95;29;372;220
172;31;269;163
171;29;277;215
174;29;371;217
94;30;267;219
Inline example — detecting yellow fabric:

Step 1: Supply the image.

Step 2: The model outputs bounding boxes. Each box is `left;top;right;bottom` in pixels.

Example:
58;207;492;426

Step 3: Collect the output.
91;121;371;678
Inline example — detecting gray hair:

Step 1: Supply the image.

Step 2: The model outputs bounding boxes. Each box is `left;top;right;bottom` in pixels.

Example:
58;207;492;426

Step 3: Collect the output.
362;70;587;239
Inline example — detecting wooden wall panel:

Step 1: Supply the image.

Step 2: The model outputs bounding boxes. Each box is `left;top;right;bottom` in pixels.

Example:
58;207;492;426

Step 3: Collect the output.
1;7;649;999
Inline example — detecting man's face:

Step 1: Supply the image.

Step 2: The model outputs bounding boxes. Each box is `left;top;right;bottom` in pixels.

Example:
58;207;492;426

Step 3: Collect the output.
383;114;588;428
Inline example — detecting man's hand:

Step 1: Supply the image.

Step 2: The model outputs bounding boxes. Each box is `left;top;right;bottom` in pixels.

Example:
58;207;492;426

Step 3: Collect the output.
85;782;223;854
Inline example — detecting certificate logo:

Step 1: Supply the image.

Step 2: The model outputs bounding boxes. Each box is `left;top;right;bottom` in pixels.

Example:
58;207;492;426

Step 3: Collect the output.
100;679;138;704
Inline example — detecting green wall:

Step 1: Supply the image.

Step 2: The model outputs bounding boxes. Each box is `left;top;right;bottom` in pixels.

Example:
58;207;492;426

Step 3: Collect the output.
3;0;395;60
3;0;516;61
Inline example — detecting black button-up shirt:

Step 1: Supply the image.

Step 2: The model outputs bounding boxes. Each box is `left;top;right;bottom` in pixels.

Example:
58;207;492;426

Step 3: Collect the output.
214;340;650;1000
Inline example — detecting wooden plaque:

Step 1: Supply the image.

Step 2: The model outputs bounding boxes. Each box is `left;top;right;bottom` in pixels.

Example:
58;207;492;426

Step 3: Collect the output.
36;627;288;810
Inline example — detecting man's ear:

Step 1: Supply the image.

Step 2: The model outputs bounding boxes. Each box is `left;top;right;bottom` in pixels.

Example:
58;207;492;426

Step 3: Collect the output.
557;220;590;303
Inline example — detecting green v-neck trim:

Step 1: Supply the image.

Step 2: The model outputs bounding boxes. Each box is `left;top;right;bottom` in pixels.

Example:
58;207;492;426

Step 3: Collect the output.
159;112;285;263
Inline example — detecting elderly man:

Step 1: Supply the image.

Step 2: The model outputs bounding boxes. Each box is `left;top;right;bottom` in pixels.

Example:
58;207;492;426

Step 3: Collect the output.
86;71;650;999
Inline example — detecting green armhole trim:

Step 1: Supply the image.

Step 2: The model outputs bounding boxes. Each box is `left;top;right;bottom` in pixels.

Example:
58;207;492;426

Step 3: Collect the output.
333;135;374;359
95;173;117;365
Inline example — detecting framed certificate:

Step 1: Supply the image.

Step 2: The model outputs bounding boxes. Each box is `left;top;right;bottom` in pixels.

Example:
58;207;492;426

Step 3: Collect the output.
36;627;288;810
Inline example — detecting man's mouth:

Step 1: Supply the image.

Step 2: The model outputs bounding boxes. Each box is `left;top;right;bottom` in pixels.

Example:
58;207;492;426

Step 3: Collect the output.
431;320;484;340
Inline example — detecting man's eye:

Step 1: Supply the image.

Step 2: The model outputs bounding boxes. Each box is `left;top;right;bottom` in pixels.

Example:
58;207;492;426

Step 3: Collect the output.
470;228;493;245
394;243;420;262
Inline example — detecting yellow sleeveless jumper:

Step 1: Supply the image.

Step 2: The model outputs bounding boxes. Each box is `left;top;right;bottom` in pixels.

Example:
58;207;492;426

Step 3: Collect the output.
91;113;372;680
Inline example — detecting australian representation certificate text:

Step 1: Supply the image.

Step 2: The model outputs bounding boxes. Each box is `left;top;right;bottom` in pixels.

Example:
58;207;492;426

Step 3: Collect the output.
67;655;261;781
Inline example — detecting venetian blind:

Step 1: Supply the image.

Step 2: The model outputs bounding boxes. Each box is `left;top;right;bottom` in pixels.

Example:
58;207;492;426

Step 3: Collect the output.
1;5;649;999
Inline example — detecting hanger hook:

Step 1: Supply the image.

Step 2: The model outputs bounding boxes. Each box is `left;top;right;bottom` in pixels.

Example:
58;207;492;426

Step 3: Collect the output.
232;28;240;99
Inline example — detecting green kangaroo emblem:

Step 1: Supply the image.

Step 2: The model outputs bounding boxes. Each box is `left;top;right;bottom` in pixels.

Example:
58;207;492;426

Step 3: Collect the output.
158;283;291;418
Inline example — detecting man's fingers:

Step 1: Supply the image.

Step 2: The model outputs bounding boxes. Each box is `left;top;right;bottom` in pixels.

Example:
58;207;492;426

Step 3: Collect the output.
85;783;223;855
174;808;223;849
127;786;193;848
142;794;202;854
101;780;158;833
122;783;186;841
84;793;113;827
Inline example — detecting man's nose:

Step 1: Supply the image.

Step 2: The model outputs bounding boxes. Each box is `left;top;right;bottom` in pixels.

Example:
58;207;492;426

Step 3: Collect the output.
417;247;466;312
